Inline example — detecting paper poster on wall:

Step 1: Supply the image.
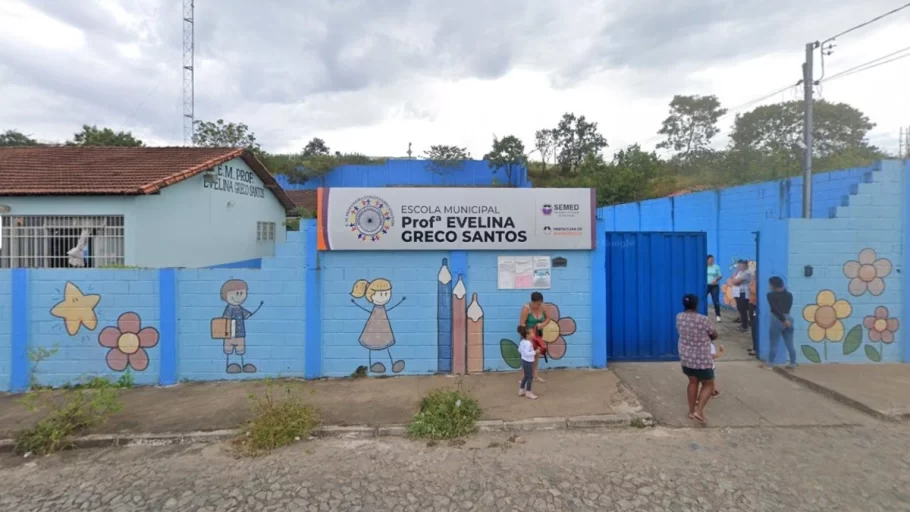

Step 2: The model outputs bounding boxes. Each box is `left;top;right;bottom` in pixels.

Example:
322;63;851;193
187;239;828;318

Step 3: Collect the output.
513;257;534;289
532;256;551;289
497;257;515;289
497;256;551;290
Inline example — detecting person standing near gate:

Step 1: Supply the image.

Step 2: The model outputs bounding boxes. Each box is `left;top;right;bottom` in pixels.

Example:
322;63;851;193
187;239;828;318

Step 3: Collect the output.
706;255;722;322
731;260;752;337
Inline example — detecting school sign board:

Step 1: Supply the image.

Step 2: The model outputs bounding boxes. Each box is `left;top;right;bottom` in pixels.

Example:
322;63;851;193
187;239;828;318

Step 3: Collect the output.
316;187;595;251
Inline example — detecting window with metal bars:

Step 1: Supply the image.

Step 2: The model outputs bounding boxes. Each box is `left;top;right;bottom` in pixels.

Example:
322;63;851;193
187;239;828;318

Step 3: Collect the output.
256;221;276;242
0;215;126;269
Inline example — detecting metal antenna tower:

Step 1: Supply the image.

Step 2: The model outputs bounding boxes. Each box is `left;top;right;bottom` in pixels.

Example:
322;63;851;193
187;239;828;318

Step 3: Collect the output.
182;0;195;145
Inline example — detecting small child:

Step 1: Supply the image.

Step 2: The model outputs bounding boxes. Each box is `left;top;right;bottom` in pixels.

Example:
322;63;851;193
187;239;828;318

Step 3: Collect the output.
517;325;539;400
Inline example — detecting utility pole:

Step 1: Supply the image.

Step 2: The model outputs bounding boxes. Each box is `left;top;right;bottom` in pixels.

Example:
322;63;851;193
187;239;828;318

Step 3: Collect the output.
801;42;818;218
407;142;413;159
182;0;195;146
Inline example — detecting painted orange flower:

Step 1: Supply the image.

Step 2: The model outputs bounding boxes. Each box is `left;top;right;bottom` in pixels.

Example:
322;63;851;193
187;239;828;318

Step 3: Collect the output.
864;307;899;344
98;312;159;371
802;290;852;342
844;248;892;296
721;280;736;307
539;303;576;360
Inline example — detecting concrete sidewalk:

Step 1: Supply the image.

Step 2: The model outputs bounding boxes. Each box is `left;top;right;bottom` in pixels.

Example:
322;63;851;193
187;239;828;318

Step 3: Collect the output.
0;369;641;438
613;361;876;427
775;364;910;421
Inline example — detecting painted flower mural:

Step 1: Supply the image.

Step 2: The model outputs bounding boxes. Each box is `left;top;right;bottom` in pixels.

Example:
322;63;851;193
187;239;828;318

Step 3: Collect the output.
500;303;576;368
98;312;160;372
843;248;892;297
537;303;576;359
802;290;852;342
864;307;899;344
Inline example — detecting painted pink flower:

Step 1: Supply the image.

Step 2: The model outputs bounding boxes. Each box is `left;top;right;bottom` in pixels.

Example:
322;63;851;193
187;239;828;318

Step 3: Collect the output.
843;249;892;296
863;307;899;344
539;303;577;360
98;312;159;371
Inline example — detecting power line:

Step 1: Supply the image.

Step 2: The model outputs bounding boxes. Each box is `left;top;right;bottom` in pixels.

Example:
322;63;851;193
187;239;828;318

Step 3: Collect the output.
822;2;910;44
821;47;910;83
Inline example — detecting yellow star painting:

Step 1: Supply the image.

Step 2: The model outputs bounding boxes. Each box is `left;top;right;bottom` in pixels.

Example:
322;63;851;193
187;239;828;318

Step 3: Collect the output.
50;282;101;336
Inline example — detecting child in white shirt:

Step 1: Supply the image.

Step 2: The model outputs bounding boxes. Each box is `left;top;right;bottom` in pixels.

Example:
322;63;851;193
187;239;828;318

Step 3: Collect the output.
517;325;539;400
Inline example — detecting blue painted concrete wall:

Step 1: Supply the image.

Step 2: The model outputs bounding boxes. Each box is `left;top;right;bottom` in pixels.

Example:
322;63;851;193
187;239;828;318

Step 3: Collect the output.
318;250;592;377
756;220;790;364
0;271;10;391
598;163;886;310
275;159;530;189
787;161;905;364
0;220;598;390
175;231;308;381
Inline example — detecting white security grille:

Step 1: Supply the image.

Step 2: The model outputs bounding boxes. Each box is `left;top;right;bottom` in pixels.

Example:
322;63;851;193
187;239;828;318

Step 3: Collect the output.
0;216;125;269
256;221;276;242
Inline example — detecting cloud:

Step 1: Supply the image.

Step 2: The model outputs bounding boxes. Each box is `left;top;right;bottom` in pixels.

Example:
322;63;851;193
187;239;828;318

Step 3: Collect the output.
1;0;908;155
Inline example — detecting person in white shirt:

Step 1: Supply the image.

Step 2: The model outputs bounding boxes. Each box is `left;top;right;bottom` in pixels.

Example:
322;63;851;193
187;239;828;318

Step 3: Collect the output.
731;260;752;334
517;325;540;400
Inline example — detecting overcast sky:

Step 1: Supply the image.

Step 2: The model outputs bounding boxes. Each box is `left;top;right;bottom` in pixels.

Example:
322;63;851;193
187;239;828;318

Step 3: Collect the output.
1;0;908;158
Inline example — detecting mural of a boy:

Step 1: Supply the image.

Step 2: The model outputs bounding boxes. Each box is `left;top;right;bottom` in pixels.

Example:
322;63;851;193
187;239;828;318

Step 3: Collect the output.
213;279;263;374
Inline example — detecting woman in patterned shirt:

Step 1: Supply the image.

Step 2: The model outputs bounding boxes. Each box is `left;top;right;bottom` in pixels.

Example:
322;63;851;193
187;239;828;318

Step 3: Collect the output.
676;294;719;423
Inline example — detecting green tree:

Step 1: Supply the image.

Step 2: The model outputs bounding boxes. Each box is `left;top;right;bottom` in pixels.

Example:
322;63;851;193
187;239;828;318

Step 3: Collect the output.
533;129;556;171
302;137;330;157
484;135;526;186
551;113;608;174
657;95;726;160
423;144;471;174
0;129;40;147
730;99;879;159
192;119;260;152
69;125;143;147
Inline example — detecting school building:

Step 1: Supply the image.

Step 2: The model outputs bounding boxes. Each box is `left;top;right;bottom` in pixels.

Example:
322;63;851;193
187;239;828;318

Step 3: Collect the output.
0;147;296;269
0;157;908;393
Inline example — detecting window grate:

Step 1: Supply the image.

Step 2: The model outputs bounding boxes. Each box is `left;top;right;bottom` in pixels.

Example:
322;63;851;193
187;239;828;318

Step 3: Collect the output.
0;215;125;269
257;221;276;242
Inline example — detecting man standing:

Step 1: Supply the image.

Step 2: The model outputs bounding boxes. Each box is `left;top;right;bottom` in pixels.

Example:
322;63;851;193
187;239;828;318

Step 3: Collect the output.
706;255;722;322
731;260;752;337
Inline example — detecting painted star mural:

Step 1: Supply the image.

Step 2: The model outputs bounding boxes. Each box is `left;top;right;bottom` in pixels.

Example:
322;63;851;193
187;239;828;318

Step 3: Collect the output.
50;282;101;336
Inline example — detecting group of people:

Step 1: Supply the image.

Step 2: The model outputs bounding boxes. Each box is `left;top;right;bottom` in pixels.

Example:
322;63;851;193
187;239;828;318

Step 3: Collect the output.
676;255;798;423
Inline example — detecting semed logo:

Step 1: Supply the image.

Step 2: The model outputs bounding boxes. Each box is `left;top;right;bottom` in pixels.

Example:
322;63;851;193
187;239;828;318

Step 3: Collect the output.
345;195;394;242
541;204;553;215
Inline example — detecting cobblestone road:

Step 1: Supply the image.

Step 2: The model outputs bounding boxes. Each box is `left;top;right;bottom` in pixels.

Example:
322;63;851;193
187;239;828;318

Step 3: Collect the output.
2;425;910;511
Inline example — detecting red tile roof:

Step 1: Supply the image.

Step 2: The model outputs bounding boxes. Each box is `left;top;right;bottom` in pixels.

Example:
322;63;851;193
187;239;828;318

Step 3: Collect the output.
285;190;318;212
0;146;296;212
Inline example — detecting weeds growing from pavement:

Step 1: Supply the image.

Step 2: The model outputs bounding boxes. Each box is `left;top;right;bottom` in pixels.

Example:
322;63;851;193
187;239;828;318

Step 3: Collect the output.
233;379;319;456
14;387;123;456
407;385;481;440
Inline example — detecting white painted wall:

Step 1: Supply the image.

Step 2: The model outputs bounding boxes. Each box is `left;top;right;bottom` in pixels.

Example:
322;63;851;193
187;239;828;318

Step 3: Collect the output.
0;157;288;268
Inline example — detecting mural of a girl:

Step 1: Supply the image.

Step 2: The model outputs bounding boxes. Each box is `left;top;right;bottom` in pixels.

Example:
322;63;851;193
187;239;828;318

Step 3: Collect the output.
350;278;407;374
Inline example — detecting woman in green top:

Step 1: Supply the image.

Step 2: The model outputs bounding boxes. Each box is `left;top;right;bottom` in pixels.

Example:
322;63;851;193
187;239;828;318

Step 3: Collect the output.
519;291;552;382
706;255;722;322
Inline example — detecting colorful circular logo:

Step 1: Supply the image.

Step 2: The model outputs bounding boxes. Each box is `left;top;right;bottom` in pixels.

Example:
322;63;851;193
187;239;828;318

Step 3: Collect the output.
346;196;394;242
541;204;552;215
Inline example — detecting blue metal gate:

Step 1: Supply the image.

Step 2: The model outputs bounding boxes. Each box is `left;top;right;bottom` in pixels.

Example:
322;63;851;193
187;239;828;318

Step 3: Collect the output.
605;232;707;362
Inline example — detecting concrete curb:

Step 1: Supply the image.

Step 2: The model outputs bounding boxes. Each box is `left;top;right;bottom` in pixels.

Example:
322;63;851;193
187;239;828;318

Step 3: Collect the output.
772;367;900;422
0;412;653;454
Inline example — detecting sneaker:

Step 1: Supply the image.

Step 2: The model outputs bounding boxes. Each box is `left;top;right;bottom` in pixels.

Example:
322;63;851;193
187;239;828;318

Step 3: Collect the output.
716;316;721;322
518;388;525;397
786;364;797;370
525;392;538;400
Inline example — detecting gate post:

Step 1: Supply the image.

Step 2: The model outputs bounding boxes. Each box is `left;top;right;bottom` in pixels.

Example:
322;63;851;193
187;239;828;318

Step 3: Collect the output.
591;220;607;368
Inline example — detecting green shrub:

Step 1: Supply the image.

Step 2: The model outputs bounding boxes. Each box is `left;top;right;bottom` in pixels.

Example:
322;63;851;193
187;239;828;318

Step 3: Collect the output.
407;389;481;440
233;380;319;456
14;387;123;456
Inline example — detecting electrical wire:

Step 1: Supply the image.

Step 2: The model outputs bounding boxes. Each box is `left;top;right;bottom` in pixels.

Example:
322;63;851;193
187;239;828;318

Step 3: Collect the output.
821;2;910;44
820;45;910;83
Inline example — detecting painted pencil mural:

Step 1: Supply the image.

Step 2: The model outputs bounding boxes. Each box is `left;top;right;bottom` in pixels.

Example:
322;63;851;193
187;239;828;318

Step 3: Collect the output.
466;293;484;373
452;276;467;374
437;259;453;373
